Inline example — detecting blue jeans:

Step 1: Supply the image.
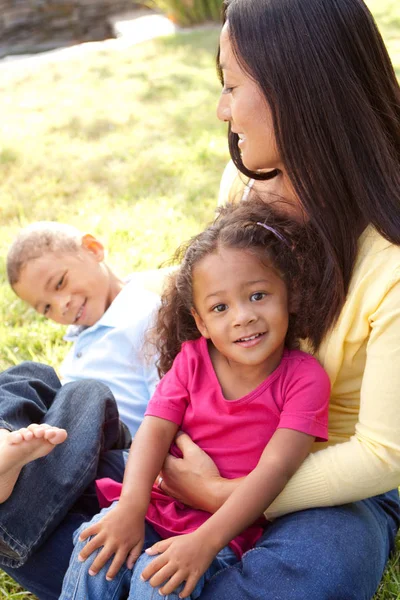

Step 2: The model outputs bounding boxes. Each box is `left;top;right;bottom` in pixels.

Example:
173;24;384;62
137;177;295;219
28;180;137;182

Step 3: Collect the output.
60;502;238;600
7;491;399;600
0;362;130;568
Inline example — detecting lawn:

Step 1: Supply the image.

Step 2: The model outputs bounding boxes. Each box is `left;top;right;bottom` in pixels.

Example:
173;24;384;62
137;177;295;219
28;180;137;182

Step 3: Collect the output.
0;1;399;598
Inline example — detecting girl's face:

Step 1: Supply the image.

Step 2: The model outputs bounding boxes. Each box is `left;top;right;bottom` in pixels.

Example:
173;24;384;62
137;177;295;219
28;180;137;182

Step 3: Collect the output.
217;23;282;173
191;246;289;377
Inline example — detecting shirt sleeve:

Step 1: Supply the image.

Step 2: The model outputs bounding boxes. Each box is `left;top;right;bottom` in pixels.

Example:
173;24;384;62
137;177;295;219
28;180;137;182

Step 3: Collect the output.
145;349;189;426
265;277;400;519
278;357;330;442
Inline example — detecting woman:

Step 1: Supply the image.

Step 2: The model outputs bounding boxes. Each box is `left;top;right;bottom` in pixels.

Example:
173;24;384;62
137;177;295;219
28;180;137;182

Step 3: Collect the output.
3;0;400;598
155;0;400;598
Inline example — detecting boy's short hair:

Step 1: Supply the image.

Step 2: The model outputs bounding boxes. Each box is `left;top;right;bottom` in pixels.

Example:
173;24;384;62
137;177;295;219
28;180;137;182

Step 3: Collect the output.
7;221;82;286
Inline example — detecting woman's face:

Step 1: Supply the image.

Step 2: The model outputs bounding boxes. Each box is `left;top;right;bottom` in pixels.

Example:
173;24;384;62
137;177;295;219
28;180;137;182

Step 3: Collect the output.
217;23;282;173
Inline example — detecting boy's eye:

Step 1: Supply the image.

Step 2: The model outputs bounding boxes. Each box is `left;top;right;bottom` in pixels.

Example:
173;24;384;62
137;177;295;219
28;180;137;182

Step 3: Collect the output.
43;304;50;316
212;303;228;313
250;292;266;302
56;274;65;290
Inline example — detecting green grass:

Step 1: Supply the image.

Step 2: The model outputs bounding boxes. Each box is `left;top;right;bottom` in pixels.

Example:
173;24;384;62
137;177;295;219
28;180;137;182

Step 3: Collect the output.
0;1;399;597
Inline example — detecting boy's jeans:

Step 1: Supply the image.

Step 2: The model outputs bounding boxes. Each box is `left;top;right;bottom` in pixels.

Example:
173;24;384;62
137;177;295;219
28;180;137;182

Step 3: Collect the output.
60;502;238;600
0;361;130;567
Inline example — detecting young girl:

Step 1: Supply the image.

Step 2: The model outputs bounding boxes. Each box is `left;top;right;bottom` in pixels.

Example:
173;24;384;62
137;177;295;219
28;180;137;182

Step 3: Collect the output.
59;200;330;600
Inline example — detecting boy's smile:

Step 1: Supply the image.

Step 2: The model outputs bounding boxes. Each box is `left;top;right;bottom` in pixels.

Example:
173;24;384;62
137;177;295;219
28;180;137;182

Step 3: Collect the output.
191;246;289;379
13;239;122;327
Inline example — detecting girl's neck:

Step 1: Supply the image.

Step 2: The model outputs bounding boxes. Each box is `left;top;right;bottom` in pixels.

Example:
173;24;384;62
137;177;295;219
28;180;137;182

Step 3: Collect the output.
208;342;284;401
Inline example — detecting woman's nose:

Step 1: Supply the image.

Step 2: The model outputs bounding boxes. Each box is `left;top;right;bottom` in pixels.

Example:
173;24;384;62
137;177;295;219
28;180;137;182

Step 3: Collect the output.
217;94;231;122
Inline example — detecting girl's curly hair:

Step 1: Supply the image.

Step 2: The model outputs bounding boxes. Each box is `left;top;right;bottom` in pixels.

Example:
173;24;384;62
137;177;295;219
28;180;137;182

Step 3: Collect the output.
155;200;323;377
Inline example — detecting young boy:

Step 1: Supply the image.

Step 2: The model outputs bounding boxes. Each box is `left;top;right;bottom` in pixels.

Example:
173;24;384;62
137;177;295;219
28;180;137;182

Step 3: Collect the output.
1;221;161;505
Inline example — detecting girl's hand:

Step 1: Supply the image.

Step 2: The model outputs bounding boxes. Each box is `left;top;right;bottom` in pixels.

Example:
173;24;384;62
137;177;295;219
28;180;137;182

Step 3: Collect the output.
141;532;217;598
160;432;223;512
78;504;145;580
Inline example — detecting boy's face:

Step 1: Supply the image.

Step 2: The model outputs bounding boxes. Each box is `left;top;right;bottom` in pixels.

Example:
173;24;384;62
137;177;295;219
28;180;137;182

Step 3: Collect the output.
14;237;116;326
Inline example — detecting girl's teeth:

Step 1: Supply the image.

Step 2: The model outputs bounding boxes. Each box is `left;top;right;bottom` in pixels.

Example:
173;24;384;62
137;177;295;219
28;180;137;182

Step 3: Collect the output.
239;333;260;342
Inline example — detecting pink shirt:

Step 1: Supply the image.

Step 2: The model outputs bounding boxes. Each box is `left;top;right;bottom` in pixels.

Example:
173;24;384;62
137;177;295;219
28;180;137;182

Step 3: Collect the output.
97;337;330;557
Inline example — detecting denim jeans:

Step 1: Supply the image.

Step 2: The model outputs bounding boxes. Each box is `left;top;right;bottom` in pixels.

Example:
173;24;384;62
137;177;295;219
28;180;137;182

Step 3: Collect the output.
199;489;400;600
6;490;399;600
0;361;130;568
60;502;238;600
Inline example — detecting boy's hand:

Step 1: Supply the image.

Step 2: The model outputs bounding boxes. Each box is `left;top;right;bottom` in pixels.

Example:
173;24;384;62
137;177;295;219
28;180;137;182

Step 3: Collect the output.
78;504;145;581
141;532;217;598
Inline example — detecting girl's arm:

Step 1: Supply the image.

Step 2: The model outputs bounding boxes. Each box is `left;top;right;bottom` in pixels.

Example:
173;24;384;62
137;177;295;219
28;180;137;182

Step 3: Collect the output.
78;416;178;580
142;428;314;598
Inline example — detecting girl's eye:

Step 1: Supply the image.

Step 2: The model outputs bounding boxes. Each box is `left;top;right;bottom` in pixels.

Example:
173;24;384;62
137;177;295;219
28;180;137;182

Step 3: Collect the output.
251;292;266;302
43;304;50;316
222;86;234;95
213;304;228;313
56;274;65;290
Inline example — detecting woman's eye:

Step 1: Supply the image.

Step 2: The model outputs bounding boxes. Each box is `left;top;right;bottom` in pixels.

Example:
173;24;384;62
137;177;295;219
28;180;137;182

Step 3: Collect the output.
56;275;65;290
222;86;234;94
251;292;266;302
213;304;228;313
43;304;50;315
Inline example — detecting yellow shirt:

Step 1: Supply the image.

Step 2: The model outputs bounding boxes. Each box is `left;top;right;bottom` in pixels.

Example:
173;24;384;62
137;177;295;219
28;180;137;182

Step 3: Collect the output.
220;161;400;518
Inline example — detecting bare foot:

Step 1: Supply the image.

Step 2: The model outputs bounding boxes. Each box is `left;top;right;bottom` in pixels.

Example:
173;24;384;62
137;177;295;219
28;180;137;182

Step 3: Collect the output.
0;424;68;503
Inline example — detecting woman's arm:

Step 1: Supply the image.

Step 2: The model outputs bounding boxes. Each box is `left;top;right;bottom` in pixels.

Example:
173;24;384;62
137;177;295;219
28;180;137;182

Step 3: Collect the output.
160;432;243;513
78;416;178;578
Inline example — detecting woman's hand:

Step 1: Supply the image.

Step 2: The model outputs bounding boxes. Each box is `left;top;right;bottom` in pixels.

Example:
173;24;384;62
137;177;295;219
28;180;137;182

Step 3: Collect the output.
78;504;145;580
141;531;218;598
160;432;237;513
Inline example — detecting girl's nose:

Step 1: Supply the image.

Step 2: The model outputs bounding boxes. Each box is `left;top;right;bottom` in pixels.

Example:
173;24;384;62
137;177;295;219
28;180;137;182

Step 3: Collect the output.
217;94;231;122
233;305;256;327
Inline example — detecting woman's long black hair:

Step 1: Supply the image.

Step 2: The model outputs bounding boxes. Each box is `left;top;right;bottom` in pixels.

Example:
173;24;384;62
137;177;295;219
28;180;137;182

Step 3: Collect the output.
220;0;400;341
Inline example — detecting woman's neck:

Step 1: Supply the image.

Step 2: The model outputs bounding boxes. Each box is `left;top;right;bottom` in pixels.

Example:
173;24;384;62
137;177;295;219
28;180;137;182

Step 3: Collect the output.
251;170;306;222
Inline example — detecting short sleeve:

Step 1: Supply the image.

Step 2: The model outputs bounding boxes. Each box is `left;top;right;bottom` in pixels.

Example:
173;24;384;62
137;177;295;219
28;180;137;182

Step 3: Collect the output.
145;349;189;426
278;357;331;441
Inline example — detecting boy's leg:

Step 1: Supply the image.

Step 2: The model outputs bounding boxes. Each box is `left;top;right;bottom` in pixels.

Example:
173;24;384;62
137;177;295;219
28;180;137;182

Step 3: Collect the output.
3;450;127;600
0;362;62;430
0;362;129;567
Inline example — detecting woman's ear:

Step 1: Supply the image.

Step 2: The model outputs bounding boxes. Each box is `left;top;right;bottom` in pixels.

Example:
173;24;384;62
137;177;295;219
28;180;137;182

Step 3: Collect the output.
191;308;210;339
81;234;105;262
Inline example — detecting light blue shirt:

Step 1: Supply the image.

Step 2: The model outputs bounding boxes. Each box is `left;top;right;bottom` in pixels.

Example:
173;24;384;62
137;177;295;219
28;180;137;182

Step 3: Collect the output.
61;278;160;436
